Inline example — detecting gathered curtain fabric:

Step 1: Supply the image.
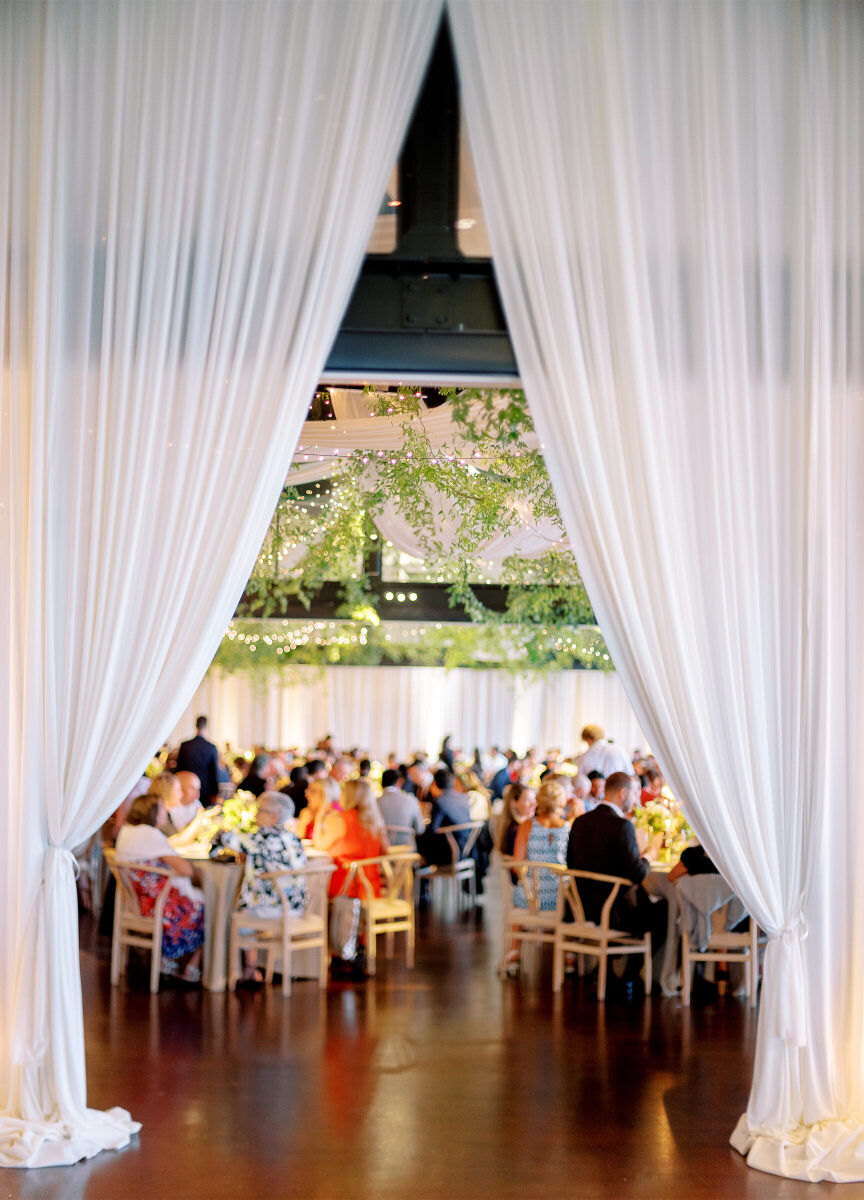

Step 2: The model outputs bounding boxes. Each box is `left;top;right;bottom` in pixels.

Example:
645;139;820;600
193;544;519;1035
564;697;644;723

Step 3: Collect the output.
0;0;442;1168
450;0;864;1183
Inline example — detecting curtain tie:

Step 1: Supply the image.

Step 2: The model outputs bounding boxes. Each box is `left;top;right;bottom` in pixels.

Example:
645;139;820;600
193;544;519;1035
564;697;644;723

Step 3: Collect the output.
45;843;80;881
763;910;809;1048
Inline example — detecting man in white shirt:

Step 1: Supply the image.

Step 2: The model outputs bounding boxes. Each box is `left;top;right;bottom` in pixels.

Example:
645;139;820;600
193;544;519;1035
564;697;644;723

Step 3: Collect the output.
576;724;633;779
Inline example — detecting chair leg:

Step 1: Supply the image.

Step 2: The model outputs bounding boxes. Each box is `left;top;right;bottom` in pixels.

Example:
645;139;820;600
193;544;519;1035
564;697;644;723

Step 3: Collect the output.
597;952;608;1002
682;946;691;1006
643;942;652;995
367;915;377;976
281;934;292;997
552;937;564;993
406;916;415;969
319;935;329;989
264;945;276;983
228;924;239;990
110;921;121;987
385;930;394;959
150;930;163;994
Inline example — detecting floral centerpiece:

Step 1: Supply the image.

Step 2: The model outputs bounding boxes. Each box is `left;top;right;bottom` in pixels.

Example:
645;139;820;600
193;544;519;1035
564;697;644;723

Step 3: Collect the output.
634;787;694;863
205;790;259;858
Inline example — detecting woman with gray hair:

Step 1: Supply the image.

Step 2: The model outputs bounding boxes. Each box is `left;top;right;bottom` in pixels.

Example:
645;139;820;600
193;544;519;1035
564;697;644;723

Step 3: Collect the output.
235;791;307;984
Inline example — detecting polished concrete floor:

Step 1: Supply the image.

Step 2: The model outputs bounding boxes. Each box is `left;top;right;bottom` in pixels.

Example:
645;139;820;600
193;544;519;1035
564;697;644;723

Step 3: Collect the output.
4;883;851;1200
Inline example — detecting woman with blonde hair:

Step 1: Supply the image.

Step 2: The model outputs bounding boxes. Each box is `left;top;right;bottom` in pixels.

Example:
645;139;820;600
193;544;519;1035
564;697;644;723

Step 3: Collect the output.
456;769;491;821
296;774;341;839
312;778;388;897
511;779;569;908
502;779;570;974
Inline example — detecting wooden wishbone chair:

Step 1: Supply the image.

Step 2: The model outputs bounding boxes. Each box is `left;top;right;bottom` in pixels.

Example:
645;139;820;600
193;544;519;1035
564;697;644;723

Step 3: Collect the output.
415;820;485;913
498;858;566;977
104;847;173;994
228;862;335;995
338;852;420;976
553;869;653;1000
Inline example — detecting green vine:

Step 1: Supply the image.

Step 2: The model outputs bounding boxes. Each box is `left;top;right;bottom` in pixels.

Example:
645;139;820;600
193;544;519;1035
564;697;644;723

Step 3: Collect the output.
227;387;611;674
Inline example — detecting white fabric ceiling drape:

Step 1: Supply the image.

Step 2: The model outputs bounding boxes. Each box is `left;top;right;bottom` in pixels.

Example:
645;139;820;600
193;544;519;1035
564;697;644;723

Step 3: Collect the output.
171;665;646;763
451;0;864;1183
0;0;441;1168
290;406;565;558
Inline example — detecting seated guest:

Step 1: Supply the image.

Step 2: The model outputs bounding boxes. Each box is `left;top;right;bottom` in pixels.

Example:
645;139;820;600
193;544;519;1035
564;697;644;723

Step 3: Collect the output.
495;782;537;858
415;766;472;866
115;794;205;982
640;766;664;808
313;778;387;898
668;843;718;881
330;757;354;783
456;770;491;821
378;769;425;846
489;751;522;801
584;771;605;812
358;758;372;779
296;775;340;839
239;754;269;798
280;764;309;809
234;792;307;984
173;770;206;831
567;771;667;955
512;779;569;910
148;770;199;835
404;760;433;801
544;772;582;822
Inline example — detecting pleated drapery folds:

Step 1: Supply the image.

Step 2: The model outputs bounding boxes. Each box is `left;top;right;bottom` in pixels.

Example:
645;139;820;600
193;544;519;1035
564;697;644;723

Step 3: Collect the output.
0;0;442;1167
450;0;864;1182
171;665;646;763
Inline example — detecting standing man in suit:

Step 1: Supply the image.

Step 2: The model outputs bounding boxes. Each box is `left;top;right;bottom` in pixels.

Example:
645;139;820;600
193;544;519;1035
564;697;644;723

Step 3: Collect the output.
176;714;220;808
566;771;666;953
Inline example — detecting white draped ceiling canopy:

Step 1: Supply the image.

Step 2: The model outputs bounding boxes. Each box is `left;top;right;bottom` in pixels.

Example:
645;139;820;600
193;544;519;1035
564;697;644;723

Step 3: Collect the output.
451;0;864;1182
289;402;566;560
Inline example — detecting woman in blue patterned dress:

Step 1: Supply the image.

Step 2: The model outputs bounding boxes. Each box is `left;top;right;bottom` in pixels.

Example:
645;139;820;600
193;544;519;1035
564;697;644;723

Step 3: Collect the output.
502;780;570;974
115;794;206;981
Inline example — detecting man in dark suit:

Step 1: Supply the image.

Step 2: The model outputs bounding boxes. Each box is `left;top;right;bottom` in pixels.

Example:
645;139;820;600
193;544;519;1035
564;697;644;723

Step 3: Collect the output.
416;766;472;865
489;750;521;801
176;714;220;808
566;771;666;950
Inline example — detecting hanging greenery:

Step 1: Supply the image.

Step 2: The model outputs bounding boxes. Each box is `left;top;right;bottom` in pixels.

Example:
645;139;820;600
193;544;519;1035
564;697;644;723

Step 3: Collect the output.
213;618;613;675
229;387;612;674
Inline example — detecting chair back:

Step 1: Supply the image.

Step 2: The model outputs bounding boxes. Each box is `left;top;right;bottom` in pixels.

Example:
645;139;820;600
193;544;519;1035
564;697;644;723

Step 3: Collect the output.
506;860;567;919
104;846;173;921
438;821;484;867
339;853;421;902
385;824;417;849
558;869;633;930
260;862;335;919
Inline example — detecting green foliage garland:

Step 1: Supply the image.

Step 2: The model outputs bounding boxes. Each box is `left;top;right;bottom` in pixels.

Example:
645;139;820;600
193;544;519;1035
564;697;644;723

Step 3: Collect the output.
228;387;612;674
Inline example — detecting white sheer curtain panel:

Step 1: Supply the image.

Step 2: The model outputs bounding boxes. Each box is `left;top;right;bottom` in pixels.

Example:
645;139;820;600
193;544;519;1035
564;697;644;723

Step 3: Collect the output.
0;0;442;1168
451;0;864;1183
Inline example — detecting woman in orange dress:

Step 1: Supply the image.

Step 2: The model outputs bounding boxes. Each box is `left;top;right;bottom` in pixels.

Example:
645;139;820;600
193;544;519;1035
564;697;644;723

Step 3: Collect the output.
312;778;387;897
